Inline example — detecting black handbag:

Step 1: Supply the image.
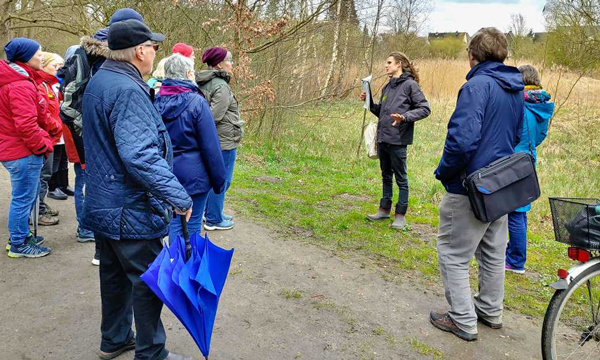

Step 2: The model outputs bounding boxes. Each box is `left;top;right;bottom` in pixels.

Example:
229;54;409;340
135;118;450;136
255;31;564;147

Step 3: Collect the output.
464;121;541;222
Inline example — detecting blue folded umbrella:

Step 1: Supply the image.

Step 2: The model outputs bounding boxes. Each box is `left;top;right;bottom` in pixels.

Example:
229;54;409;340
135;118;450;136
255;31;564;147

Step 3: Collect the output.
141;219;234;360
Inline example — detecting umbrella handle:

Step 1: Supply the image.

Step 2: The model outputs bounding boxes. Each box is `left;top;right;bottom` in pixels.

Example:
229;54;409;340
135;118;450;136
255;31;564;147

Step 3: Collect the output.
180;216;192;261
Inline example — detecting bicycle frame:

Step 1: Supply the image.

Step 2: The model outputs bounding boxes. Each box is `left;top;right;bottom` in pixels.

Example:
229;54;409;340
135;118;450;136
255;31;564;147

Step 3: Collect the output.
549;257;600;290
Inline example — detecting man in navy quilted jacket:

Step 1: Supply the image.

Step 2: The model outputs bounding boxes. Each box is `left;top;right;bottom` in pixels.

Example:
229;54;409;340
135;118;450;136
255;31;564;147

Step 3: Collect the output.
82;19;195;360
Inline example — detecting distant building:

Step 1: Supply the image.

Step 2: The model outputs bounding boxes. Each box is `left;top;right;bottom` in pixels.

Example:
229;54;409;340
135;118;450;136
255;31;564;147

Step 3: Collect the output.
428;32;470;44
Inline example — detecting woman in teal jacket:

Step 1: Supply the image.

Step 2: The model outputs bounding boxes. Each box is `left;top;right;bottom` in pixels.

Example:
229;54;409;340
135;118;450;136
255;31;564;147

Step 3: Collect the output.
505;65;555;274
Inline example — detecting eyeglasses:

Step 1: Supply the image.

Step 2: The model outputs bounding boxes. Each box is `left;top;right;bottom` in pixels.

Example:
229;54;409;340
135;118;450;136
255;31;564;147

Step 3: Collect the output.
142;43;160;51
227;59;234;65
466;47;470;53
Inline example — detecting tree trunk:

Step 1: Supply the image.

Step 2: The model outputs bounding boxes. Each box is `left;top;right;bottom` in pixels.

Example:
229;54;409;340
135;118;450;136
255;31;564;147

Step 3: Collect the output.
321;0;341;97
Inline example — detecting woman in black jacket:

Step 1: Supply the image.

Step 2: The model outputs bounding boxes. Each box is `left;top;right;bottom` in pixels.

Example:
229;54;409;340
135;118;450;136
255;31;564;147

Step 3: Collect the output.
361;52;431;229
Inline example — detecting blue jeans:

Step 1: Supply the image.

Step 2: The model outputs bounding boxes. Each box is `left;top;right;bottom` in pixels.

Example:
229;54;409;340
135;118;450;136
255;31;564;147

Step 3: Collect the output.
2;155;44;245
205;148;237;224
169;192;210;240
506;211;528;270
74;163;93;237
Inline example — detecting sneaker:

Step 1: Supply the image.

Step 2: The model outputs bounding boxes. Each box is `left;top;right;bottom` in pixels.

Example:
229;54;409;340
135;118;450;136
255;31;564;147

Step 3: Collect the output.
77;229;95;243
92;248;100;266
48;188;68;200
505;264;525;274
366;207;391;221
60;186;75;196
222;213;234;221
39;214;59;226
204;219;235;231
6;233;44;251
429;311;478;341
99;339;135;360
8;242;51;258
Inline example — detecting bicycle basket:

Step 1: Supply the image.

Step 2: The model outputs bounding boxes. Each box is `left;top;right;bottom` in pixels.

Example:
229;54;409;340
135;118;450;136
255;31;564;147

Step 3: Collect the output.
549;198;600;250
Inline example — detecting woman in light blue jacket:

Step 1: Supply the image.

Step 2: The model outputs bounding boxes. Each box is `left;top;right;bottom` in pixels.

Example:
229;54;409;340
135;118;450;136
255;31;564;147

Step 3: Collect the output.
505;65;555;274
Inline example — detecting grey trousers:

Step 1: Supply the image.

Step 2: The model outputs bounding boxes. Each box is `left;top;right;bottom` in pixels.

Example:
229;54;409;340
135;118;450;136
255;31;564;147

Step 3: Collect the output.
436;192;508;334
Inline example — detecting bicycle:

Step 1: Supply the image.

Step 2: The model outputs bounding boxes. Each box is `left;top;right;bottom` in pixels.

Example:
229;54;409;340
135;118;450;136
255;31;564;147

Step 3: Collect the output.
541;197;600;359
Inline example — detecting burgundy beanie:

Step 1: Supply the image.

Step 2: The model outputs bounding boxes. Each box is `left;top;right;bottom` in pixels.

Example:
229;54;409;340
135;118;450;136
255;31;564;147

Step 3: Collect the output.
172;43;194;58
201;47;227;67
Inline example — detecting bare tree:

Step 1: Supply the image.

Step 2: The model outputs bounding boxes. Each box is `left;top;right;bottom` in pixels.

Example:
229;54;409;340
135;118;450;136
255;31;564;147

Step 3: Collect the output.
384;0;433;53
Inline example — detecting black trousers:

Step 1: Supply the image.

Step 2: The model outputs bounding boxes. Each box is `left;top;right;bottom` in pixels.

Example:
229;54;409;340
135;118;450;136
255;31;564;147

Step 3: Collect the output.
378;143;409;214
97;234;169;360
49;144;69;191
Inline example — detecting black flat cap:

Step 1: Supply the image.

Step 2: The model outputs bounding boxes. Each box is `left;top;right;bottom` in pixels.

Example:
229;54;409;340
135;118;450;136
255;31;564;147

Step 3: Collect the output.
108;19;165;50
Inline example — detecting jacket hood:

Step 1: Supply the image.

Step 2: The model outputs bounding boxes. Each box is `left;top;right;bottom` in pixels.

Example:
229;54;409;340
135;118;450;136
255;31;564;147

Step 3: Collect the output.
525;101;555;123
80;36;110;58
0;60;32;87
389;72;414;87
195;69;230;85
467;61;524;93
155;79;200;120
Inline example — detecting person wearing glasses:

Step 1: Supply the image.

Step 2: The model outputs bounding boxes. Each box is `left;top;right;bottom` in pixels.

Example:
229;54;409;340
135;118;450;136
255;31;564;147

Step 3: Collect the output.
82;19;195;360
58;7;146;265
196;47;244;231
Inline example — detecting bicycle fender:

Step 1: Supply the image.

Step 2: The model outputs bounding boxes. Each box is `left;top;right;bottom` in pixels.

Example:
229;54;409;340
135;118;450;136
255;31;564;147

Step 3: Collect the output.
549;258;600;289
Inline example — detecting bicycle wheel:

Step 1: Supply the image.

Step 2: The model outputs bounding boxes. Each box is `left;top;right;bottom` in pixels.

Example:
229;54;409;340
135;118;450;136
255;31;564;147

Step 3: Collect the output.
542;262;600;359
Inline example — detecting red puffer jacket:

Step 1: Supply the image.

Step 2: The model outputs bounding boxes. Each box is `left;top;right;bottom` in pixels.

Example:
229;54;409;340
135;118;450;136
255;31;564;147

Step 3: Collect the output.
0;60;56;161
33;70;63;145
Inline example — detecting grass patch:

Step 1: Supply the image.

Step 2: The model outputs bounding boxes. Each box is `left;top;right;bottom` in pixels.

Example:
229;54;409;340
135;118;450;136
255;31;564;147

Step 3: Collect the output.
280;288;303;300
410;337;444;359
230;98;599;318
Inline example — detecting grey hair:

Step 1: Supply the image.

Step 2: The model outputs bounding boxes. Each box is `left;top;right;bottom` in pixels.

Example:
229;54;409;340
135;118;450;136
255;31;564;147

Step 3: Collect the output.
518;64;542;87
208;51;232;70
164;53;195;80
107;41;152;62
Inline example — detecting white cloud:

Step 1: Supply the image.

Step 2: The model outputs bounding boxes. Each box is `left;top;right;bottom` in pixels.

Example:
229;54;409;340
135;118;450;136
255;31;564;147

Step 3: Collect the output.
427;0;547;36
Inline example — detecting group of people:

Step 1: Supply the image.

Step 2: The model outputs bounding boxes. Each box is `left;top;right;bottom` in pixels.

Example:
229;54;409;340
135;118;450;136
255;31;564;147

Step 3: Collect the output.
0;5;556;357
1;8;243;360
363;27;554;341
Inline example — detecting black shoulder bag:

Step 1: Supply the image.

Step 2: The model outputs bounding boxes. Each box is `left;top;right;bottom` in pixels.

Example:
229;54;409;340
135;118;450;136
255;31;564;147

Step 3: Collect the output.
464;120;541;223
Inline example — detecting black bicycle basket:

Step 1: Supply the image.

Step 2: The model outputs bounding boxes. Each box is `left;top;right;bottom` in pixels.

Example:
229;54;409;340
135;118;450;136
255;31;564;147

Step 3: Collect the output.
549;198;600;250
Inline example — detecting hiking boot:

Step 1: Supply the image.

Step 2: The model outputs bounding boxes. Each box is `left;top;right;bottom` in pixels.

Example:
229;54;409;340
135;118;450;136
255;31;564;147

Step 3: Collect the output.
99;339;135;360
44;204;59;217
366;207;391;221
391;213;407;230
505;264;525;274
92;247;100;266
60;186;75;196
429;311;478;341
6;233;44;251
48;188;68;200
39;214;59;226
204;219;235;231
8;242;51;258
474;308;502;329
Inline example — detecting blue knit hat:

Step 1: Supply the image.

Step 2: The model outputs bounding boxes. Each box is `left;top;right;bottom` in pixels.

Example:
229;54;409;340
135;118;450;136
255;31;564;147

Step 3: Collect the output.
109;8;144;25
4;37;41;63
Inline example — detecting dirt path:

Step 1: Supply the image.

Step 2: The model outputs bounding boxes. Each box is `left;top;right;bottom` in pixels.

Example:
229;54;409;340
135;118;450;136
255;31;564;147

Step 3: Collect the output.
0;169;543;360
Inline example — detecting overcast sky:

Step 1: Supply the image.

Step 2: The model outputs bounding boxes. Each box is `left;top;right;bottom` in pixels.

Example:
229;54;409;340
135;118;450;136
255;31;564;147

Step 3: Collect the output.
428;0;547;35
